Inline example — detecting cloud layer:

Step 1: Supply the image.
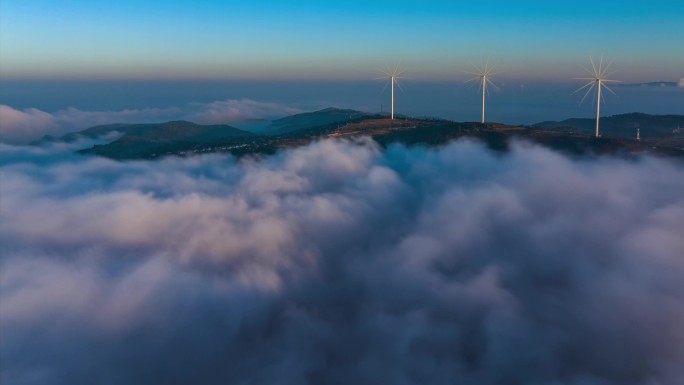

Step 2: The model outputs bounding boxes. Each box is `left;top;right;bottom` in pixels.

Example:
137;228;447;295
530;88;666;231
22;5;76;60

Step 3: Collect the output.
0;99;300;144
2;139;684;385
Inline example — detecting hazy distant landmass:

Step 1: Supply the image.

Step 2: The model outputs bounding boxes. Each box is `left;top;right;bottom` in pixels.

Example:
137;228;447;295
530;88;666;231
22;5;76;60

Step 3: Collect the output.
34;108;684;160
34;120;255;144
534;112;684;138
615;81;680;88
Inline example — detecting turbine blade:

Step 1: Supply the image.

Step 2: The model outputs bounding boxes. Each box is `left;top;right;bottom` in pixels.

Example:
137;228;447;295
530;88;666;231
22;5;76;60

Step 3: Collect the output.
487;69;501;77
604;69;619;78
579;82;597;104
590;56;599;77
602;83;617;96
602;58;615;78
487;61;499;75
464;70;483;76
380;80;389;94
572;80;595;94
599;88;606;104
466;82;481;89
580;64;594;77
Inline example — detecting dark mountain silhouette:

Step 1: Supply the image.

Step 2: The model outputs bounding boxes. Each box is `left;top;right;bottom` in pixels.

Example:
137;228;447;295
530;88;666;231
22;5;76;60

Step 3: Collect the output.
534;113;684;138
32;111;683;160
77;121;258;159
33;120;256;144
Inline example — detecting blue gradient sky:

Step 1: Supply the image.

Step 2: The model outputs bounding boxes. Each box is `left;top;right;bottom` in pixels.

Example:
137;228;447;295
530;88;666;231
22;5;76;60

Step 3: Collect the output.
2;0;683;82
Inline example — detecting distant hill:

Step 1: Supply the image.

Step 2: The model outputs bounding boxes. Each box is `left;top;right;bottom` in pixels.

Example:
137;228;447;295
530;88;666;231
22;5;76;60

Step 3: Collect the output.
534;113;684;138
40;111;684;160
264;107;367;134
76;121;258;159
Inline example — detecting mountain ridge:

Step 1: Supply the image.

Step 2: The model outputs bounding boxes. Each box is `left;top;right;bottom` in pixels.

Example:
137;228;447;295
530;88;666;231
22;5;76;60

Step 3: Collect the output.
264;107;367;134
76;120;259;159
31;111;684;160
32;120;254;144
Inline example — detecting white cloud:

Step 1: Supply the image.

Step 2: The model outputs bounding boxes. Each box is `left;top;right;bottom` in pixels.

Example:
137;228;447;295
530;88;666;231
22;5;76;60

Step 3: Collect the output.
0;105;58;144
0;99;300;144
187;99;301;125
2;139;684;384
678;78;684;87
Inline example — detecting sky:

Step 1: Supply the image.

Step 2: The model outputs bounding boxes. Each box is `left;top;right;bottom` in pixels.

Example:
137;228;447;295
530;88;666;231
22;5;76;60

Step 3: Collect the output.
2;0;684;81
3;3;684;382
0;0;682;140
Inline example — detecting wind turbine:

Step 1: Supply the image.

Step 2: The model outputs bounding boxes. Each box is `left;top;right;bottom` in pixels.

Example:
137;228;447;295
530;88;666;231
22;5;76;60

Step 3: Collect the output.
574;56;618;137
466;59;499;123
377;64;405;120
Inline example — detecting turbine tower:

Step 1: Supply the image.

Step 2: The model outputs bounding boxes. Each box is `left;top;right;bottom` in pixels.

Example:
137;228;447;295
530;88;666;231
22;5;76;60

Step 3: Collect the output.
466;59;498;123
574;56;618;137
377;64;405;120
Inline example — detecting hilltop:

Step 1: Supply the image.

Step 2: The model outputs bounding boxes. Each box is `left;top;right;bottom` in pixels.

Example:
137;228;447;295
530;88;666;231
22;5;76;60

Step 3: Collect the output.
32;109;684;160
264;107;367;134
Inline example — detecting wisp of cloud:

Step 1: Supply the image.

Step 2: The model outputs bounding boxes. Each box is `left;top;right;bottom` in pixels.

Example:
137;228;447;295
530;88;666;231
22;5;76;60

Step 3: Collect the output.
0;99;300;144
1;138;684;385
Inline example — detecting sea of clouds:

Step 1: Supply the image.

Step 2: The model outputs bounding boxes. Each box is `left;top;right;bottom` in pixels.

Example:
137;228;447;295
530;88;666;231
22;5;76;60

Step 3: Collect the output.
2;137;684;385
